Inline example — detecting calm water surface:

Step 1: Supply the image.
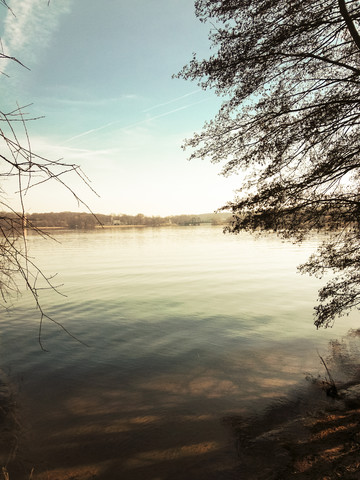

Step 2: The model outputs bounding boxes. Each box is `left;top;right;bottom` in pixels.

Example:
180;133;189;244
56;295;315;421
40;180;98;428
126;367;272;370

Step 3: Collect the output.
1;226;359;479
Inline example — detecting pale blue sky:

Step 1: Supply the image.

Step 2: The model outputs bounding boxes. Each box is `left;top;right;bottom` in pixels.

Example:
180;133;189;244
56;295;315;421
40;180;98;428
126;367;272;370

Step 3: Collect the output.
1;0;239;215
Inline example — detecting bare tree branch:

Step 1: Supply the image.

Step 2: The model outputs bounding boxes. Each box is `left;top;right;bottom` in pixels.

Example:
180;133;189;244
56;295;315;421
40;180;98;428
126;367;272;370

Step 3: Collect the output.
0;0;97;348
338;0;360;52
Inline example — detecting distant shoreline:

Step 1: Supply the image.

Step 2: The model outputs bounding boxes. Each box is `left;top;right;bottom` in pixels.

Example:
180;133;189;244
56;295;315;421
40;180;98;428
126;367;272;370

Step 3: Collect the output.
17;211;231;230
32;223;228;231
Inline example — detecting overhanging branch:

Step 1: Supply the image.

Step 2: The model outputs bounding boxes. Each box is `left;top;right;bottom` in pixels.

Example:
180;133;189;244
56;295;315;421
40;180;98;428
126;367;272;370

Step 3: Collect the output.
338;0;360;52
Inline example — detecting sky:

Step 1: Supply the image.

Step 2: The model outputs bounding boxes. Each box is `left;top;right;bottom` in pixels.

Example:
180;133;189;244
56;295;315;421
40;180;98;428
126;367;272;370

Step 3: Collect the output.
0;0;240;216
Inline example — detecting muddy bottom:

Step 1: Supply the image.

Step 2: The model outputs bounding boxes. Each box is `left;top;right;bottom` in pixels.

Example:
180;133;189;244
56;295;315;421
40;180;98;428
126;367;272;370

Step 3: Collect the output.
4;373;242;480
4;380;360;480
3;337;360;480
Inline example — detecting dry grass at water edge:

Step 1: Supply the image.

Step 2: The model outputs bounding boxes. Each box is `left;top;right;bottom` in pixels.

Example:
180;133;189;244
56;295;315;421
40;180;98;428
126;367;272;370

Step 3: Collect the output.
0;371;22;480
1;467;34;480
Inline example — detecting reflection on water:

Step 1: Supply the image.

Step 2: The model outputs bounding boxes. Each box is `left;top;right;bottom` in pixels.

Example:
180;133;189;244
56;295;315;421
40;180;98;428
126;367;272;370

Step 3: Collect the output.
1;226;359;479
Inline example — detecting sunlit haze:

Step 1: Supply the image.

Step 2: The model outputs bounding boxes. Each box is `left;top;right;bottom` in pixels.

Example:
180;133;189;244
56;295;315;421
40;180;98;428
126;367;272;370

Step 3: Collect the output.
0;0;240;216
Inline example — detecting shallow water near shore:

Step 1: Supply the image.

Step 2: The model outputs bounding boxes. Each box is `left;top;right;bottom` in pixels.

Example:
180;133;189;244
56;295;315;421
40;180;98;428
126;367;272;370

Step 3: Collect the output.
1;226;359;479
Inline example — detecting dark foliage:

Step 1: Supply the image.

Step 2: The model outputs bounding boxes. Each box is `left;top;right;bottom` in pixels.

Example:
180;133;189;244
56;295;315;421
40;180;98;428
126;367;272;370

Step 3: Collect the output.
177;0;360;327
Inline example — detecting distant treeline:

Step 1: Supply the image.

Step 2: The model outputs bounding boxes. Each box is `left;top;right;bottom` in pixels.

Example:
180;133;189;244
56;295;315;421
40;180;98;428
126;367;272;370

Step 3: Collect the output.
15;211;232;229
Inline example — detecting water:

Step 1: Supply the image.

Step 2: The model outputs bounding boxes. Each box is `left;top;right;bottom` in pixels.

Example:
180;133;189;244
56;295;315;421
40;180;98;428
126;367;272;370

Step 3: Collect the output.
1;226;359;479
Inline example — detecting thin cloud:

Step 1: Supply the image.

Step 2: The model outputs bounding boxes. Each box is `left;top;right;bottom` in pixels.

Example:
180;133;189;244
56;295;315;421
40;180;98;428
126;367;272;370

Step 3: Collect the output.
2;0;71;72
29;134;119;161
44;94;139;108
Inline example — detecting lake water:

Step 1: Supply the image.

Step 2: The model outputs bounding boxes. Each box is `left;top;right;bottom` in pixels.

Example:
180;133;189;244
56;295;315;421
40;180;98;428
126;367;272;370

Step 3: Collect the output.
1;226;359;479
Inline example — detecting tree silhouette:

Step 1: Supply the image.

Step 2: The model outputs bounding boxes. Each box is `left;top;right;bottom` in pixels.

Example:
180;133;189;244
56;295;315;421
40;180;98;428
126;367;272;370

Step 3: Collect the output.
177;0;360;327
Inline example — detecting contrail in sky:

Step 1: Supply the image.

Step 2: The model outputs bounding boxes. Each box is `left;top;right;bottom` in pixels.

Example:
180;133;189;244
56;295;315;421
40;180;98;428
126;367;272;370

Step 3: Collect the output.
142;90;202;113
63;98;208;145
62;121;117;145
